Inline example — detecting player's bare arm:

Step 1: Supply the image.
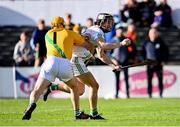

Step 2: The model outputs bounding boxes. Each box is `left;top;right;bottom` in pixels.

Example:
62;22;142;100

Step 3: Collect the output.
74;35;95;53
74;40;91;49
96;37;131;50
96;47;121;71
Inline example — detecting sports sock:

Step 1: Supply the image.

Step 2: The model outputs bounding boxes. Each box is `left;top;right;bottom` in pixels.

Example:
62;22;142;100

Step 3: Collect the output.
28;102;36;108
49;84;59;91
75;109;81;116
29;99;35;106
90;108;98;117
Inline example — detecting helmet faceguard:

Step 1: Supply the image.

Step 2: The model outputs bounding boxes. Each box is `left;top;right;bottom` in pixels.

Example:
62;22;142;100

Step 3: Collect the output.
95;13;114;33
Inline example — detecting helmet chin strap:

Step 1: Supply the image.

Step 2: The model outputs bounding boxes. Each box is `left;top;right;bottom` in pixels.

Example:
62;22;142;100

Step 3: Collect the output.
100;27;110;33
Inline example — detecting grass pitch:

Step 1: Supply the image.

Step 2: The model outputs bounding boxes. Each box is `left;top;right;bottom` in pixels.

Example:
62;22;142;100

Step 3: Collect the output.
0;98;180;126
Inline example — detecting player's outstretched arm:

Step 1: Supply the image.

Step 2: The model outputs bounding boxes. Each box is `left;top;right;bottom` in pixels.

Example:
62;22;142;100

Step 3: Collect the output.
97;38;131;50
74;40;93;50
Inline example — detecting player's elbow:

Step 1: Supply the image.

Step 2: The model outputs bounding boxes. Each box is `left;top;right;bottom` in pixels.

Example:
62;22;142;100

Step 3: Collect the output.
98;54;105;61
98;57;106;64
99;43;107;50
101;44;108;50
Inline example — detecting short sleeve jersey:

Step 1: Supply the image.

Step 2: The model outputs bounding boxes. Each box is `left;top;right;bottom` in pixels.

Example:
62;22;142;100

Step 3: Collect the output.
82;25;105;46
73;25;105;58
45;28;85;60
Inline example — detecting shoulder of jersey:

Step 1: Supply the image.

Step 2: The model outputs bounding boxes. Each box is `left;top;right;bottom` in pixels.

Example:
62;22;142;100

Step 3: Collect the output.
89;26;101;31
88;26;104;35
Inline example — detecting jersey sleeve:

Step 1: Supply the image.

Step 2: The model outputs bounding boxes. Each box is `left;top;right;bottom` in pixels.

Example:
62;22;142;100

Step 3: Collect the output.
82;27;104;47
94;32;104;41
72;31;85;45
86;27;104;41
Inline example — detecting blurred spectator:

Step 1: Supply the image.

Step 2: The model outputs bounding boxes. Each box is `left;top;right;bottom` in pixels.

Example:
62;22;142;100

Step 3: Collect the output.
81;17;94;33
126;24;141;46
13;31;34;66
143;28;169;98
152;0;172;28
111;26;136;98
151;8;163;28
73;23;82;34
64;13;75;30
139;0;156;27
151;9;163;28
86;17;94;28
120;0;141;26
30;19;48;67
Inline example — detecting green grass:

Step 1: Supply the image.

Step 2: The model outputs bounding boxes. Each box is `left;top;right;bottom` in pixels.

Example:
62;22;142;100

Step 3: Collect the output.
0;98;180;126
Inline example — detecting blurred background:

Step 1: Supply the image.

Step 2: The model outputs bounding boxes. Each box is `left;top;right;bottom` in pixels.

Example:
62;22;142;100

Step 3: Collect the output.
0;0;180;99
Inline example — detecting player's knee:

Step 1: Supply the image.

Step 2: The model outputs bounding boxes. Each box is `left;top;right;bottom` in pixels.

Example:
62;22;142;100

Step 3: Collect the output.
66;78;77;89
32;88;42;97
33;86;39;93
68;84;76;90
79;88;85;96
95;84;99;91
91;82;99;91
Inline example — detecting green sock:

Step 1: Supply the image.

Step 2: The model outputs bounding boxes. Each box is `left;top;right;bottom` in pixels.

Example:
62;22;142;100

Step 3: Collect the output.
90;108;98;116
75;109;81;116
49;84;58;91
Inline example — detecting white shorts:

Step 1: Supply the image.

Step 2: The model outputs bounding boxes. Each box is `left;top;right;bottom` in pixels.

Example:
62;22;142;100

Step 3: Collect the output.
71;56;89;76
39;56;74;82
